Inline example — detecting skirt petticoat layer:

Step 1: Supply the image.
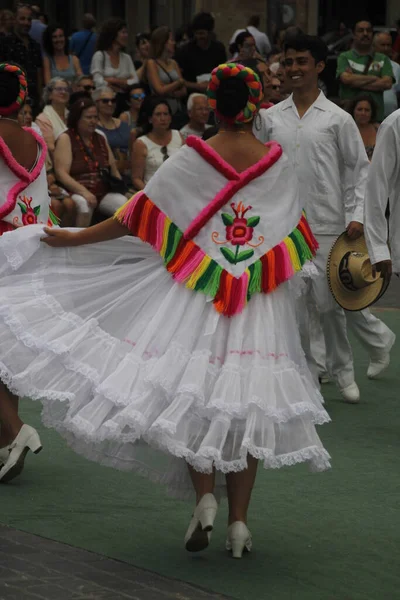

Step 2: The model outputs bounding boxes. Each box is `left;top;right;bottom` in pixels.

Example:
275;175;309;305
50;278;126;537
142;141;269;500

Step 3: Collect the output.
0;226;331;499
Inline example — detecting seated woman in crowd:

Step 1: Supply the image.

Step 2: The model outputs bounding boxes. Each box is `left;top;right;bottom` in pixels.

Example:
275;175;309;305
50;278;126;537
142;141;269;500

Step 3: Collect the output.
348;94;379;161
35;78;76;226
146;26;187;129
36;78;69;147
54;97;126;227
91;18;139;116
131;96;183;190
180;93;211;141
119;83;146;150
43;25;82;86
94;86;131;179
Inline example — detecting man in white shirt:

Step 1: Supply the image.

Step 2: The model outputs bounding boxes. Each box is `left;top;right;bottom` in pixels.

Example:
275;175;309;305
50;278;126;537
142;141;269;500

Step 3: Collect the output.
255;34;395;403
364;109;400;278
230;15;271;59
373;31;400;118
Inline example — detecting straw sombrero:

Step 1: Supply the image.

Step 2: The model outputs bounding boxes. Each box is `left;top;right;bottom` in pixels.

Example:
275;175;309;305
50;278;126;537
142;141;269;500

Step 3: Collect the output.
327;232;391;311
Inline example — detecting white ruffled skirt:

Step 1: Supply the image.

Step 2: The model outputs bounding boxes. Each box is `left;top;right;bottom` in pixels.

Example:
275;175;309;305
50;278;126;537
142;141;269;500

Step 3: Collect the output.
0;226;330;499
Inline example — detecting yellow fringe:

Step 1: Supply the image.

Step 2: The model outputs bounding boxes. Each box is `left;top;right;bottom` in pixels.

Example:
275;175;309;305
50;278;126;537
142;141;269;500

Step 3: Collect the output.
186;255;212;289
160;218;172;258
284;237;302;272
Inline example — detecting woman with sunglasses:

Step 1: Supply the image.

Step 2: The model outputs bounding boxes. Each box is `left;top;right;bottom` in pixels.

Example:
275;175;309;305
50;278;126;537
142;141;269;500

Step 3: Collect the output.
35;78;77;226
131;96;183;190
43;25;83;86
94;86;131;178
120;84;147;154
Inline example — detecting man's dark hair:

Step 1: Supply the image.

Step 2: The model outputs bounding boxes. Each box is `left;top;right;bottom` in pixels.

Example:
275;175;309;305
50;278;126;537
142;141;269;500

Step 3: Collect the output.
135;32;150;47
231;30;253;54
248;15;260;28
353;19;372;32
191;12;215;33
82;13;96;30
284;34;328;64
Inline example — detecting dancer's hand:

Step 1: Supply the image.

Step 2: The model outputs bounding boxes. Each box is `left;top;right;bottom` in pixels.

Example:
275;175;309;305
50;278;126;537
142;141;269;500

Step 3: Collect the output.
346;221;364;240
41;228;78;247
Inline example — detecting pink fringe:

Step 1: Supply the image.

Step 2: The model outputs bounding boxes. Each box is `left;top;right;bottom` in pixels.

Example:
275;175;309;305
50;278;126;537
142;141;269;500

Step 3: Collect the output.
173;248;205;282
278;241;295;279
155;212;166;252
236;271;249;314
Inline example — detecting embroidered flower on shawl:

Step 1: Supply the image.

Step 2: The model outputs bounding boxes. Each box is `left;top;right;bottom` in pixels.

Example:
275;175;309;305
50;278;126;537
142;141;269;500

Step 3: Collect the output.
212;201;264;264
17;196;40;226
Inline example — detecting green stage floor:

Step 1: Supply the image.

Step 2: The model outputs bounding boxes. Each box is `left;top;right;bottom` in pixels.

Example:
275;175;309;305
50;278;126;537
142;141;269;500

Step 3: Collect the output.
1;311;399;600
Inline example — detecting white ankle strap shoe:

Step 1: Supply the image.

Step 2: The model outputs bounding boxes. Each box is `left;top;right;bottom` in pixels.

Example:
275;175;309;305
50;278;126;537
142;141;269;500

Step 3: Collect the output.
0;424;42;483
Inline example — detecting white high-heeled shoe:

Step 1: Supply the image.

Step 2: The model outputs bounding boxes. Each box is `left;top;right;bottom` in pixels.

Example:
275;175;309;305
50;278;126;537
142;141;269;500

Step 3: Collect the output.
0;445;10;467
0;425;42;483
184;493;218;552
226;521;252;559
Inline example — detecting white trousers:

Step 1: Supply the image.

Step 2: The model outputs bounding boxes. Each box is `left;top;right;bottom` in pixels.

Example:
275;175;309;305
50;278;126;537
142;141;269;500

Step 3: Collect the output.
304;235;395;389
72;192;126;217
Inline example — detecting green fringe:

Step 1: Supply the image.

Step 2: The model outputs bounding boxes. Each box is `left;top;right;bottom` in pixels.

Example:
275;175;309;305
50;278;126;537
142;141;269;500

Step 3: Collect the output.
164;224;182;264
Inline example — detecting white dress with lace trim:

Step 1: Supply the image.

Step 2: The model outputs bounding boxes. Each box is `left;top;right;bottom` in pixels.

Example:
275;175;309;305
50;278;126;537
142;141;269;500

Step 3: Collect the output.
0;144;330;500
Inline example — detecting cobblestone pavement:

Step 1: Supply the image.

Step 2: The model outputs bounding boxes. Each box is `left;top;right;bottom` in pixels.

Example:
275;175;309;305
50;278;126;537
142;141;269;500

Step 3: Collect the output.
0;525;232;600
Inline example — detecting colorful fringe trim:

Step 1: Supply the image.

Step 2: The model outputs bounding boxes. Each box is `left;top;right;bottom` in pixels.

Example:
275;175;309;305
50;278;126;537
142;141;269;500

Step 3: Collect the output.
115;193;318;317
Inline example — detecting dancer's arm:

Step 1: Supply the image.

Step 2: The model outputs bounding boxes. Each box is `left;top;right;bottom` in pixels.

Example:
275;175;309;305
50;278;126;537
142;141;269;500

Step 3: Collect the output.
41;218;129;247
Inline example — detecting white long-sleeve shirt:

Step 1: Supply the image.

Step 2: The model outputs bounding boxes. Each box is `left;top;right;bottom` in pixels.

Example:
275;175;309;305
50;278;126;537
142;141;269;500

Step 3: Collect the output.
90;50;138;89
255;92;369;235
364;109;400;273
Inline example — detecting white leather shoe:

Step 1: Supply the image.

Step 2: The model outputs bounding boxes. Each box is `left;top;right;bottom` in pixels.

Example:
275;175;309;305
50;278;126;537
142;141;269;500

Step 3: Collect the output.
340;382;360;404
0;446;10;467
367;353;390;379
184;493;218;552
226;521;252;559
0;425;42;483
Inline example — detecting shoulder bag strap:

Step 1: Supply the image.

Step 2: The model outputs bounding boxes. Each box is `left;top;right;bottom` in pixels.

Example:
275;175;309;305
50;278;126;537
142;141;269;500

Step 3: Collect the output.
76;31;93;59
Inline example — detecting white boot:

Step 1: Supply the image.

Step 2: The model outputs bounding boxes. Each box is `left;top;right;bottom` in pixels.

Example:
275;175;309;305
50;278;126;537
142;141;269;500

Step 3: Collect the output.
0;425;42;483
184;493;218;552
340;382;360;404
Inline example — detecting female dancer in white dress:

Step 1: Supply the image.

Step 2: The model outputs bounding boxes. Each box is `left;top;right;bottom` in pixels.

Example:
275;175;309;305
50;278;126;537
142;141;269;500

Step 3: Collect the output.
0;62;57;479
0;64;330;557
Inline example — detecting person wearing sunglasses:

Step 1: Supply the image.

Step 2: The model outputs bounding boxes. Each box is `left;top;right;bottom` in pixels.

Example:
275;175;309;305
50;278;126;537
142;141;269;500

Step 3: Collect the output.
94;86;131;178
36;78;70;159
75;74;96;94
131;96;183;190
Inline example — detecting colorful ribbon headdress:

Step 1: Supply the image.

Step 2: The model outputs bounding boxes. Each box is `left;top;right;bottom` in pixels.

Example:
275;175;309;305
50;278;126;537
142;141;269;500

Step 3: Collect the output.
0;63;28;117
207;63;263;125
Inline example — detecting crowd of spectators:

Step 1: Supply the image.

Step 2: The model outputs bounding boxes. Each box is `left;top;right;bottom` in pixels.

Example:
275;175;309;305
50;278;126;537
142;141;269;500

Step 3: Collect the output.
1;3;400;227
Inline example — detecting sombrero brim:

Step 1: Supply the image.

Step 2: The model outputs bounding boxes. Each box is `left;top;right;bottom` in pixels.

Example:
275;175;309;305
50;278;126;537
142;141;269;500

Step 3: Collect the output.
327;232;391;311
